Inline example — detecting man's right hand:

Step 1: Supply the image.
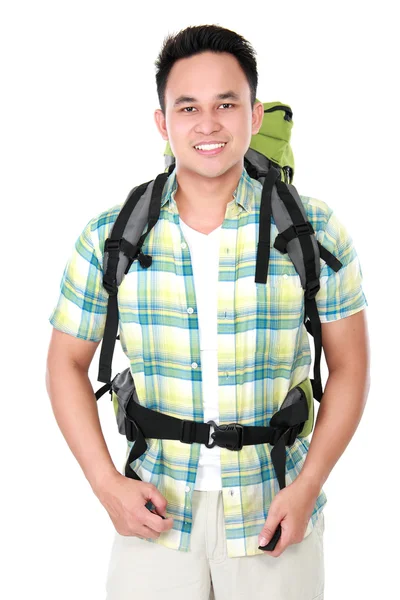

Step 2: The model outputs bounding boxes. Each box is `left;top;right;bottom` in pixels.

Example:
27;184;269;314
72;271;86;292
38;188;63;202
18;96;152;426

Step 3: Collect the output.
94;471;174;540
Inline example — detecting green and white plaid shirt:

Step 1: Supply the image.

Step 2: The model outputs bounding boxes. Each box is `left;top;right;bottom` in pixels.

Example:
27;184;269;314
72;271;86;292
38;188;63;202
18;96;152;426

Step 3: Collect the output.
49;166;368;557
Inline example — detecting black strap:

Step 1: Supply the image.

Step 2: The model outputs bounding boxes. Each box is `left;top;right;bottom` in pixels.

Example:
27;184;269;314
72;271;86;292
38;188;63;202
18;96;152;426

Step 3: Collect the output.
276;230;343;273
255;166;282;284
122;390;308;495
269;389;309;489
97;173;168;385
275;180;319;294
119;238;139;261
273;180;324;402
97;294;119;384
95;381;112;400
318;241;343;272
124;172;169;274
274;221;315;253
304;296;323;402
120;376;308;552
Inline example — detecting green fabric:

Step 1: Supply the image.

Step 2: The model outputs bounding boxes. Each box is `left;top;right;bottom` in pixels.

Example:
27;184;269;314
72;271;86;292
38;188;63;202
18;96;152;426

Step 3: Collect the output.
249;100;295;177
297;378;315;438
112;392;119;418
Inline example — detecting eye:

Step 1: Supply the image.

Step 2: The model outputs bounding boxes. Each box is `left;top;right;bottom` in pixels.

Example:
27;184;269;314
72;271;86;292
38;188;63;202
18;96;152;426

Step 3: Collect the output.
181;103;234;113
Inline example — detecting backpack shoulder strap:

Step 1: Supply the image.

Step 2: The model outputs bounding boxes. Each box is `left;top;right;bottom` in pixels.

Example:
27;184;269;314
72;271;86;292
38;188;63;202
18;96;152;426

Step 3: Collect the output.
96;172;169;390
254;164;343;402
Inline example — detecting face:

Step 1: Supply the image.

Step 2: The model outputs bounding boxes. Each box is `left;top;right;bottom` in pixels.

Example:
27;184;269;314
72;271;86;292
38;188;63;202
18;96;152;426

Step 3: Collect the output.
154;51;264;179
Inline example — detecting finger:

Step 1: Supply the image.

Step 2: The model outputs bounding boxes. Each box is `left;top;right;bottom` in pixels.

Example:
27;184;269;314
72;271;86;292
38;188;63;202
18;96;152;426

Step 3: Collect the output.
147;487;168;516
262;538;285;557
117;524;158;541
139;523;160;540
142;507;174;533
140;516;174;539
262;524;290;557
258;515;282;548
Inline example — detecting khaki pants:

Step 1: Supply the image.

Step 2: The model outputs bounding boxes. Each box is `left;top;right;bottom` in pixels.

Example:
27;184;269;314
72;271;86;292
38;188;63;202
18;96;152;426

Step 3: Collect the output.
105;489;325;600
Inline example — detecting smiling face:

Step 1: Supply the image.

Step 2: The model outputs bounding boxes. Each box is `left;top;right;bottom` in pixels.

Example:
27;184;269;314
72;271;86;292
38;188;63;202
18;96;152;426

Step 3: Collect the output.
154;51;264;180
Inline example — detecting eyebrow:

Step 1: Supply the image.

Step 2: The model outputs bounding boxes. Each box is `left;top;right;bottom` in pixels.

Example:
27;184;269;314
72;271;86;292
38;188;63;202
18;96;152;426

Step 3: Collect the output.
173;91;241;107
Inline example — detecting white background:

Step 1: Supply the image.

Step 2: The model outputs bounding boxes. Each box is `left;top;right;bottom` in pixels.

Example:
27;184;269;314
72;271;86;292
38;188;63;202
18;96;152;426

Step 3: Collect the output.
1;1;398;598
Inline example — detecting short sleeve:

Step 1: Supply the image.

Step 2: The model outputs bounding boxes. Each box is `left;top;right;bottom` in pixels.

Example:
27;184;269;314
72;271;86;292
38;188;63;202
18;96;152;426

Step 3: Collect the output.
315;210;368;322
48;217;109;341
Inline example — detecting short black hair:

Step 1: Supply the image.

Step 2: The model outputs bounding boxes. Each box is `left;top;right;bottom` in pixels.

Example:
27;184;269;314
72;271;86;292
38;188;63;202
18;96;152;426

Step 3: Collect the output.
154;24;258;115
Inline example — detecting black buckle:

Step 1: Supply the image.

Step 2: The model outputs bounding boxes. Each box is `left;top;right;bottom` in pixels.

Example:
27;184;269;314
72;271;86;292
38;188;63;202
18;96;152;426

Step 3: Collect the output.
305;278;320;299
180;420;196;444
293;222;314;236
206;420;244;451
105;238;121;253
102;274;118;296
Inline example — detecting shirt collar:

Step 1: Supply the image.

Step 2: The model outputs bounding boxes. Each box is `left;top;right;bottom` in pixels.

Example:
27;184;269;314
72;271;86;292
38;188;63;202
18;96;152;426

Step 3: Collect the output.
160;166;255;214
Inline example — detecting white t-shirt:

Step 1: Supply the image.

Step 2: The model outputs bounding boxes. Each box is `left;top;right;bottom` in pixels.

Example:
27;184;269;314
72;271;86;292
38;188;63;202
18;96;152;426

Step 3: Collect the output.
179;217;223;491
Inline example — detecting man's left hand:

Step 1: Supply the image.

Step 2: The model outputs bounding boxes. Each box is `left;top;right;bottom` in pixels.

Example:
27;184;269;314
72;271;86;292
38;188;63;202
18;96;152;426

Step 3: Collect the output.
258;476;321;558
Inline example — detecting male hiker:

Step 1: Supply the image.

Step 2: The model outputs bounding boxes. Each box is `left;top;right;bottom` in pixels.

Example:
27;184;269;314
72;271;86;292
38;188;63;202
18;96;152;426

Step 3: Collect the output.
46;24;370;600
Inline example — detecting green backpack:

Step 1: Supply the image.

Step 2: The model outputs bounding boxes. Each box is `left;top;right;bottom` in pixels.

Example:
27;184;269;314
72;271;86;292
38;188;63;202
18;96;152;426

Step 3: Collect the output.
94;101;343;550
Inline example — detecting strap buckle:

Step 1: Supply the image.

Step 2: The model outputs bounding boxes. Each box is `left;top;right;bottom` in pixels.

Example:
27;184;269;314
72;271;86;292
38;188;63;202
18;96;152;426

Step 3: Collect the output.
293;222;314;236
104;238;121;253
305;278;320;299
180;420;197;444
102;274;118;296
206;420;244;451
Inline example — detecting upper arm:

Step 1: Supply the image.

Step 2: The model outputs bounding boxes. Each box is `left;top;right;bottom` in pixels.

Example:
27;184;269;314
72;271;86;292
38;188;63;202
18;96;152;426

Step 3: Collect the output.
47;216;109;370
47;327;101;372
321;309;370;374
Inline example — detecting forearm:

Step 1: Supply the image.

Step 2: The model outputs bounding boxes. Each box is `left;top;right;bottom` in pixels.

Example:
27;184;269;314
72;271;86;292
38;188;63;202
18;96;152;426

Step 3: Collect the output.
298;365;370;492
45;361;119;495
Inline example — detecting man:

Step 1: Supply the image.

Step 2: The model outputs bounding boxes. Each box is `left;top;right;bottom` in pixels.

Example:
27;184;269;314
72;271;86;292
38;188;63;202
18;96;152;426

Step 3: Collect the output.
46;24;370;600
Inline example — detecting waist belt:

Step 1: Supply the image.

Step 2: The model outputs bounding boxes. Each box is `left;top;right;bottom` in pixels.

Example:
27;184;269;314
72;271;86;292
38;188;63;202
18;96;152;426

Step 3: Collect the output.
123;394;309;495
97;377;309;551
123;396;308;552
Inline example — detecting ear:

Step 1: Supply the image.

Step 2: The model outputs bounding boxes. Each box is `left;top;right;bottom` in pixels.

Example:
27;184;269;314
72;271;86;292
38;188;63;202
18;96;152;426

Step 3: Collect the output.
251;101;264;136
154;109;168;141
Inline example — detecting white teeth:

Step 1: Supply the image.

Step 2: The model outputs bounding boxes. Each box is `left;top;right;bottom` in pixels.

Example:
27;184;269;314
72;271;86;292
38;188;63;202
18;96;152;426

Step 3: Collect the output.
195;142;226;150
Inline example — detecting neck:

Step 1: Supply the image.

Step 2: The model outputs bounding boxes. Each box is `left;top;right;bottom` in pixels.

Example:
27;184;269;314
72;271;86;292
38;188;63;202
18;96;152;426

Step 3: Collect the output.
173;161;244;220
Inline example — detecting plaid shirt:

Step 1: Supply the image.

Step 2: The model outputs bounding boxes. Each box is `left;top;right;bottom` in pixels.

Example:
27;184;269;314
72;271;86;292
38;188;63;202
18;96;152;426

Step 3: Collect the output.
49;166;368;557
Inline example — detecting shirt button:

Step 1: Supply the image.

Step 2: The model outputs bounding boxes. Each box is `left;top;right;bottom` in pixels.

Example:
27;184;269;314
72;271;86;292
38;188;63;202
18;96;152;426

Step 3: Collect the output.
181;242;187;249
230;489;235;496
225;371;229;377
283;273;288;279
191;362;198;369
187;307;194;314
185;485;190;492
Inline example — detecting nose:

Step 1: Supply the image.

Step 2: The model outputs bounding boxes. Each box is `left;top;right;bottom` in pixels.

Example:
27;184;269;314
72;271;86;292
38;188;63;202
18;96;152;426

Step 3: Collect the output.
194;112;223;137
